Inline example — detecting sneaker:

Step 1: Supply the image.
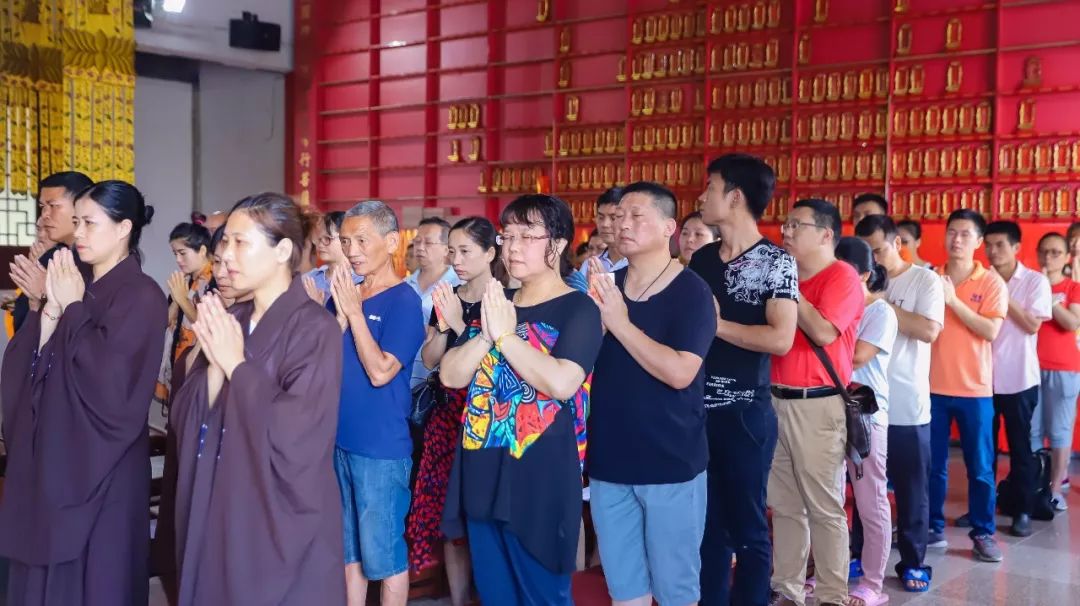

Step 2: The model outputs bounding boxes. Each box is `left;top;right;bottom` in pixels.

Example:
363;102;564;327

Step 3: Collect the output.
955;513;971;528
972;534;1003;562
928;530;948;548
1063;477;1071;493
1052;494;1069;512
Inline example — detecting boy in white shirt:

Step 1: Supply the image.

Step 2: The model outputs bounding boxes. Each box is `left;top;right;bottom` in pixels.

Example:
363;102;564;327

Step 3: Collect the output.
856;215;944;592
984;221;1052;537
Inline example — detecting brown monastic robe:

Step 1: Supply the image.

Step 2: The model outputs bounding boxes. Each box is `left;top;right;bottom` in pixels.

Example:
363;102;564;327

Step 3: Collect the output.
0;255;167;606
168;279;346;605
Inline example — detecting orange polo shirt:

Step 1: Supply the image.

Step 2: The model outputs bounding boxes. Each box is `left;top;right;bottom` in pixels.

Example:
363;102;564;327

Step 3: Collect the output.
929;262;1007;398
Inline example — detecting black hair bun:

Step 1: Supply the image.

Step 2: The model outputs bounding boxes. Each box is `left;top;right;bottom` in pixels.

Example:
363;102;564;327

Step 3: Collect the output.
143;204;155;226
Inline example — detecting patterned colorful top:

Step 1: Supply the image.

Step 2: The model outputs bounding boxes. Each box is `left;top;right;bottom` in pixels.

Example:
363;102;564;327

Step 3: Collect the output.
462;320;590;468
441;289;603;574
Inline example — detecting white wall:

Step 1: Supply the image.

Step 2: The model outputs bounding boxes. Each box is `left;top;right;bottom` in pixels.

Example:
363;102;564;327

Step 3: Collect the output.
197;63;286;213
136;0;293;73
134;76;194;288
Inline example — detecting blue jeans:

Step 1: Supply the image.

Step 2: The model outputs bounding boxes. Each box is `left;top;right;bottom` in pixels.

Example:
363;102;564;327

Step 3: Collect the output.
929;395;996;537
333;448;412;580
700;398;778;606
466;520;571;606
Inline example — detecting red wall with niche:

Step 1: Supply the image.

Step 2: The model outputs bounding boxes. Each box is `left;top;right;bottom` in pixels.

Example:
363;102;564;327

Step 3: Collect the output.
289;0;1080;445
288;0;1080;257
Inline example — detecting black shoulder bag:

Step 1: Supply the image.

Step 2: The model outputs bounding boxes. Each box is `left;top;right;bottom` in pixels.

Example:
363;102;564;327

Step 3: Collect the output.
803;333;879;479
410;370;443;428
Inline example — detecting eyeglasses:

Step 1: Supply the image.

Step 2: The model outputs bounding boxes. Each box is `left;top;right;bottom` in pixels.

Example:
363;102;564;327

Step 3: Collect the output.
499;233;551;246
781;220;823;233
317;235;336;246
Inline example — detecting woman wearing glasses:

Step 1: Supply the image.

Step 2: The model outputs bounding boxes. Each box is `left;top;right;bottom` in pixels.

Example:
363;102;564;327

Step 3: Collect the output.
303;211;362;304
439;195;603;606
1033;232;1080;510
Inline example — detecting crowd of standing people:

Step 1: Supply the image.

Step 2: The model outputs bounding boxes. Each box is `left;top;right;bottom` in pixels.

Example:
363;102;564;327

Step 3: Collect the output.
1;154;1078;606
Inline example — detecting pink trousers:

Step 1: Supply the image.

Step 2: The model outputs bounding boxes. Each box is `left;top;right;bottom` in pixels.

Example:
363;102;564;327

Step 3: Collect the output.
847;422;891;595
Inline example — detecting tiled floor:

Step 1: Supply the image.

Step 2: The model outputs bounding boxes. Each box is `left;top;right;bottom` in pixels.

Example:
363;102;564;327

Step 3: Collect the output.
141;452;1080;605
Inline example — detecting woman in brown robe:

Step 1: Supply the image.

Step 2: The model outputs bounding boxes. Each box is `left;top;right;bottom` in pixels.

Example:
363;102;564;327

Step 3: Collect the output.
153;222;253;603
0;180;166;606
168;193;346;605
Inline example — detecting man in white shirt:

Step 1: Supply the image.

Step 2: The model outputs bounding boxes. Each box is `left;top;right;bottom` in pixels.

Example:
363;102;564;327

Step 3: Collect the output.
405;217;462;388
576;188;627;280
985;221;1052;537
856;215;943;591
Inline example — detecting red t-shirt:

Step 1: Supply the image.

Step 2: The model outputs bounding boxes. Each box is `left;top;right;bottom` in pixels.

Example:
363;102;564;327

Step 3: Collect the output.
1037;277;1080;372
772;259;865;388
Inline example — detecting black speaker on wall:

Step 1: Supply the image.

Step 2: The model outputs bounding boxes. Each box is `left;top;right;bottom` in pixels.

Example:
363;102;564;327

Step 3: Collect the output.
229;12;281;52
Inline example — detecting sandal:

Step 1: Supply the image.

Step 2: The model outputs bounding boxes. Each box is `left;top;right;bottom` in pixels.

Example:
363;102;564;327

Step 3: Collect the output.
901;567;931;593
845;584;890;606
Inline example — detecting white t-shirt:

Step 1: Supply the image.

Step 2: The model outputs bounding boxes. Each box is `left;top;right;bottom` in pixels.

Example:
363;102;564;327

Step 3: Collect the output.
885;265;946;426
992;263;1052;394
853;299;897;426
405;266;463;388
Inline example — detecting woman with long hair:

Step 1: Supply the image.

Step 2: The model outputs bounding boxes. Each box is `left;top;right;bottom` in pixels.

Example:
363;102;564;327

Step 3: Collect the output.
835;236;897;606
408;216;498;606
0;180;165;606
155;222;213;408
440;194;603;605
168;193;345;605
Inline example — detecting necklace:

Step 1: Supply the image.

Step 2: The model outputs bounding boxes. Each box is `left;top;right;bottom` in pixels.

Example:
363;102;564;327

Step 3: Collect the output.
461;298;479;316
631;257;674;302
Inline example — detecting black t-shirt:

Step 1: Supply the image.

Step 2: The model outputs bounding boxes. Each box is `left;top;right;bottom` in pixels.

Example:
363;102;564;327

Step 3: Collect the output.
589;268;715;485
426;287;483;352
442;289;603;574
688;239;798;410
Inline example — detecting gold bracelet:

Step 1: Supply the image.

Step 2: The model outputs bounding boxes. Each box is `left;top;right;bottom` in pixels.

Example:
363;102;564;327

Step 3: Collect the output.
495;332;515;351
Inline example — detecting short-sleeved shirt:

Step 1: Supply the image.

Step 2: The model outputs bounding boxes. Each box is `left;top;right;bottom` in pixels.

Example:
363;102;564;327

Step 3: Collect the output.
589;268;716;485
771;259;864;388
305;265;363;301
406;267;464;388
884;264;945;426
930;262;1008;398
1038;278;1080;372
688;239;799;408
576;249;628;282
852;299;897;426
335;282;426;459
443;290;603;574
992;263;1052;394
426;287;483;352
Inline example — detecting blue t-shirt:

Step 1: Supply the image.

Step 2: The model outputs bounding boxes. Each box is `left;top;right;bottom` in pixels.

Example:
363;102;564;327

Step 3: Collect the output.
334;282;425;459
588;268;717;485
